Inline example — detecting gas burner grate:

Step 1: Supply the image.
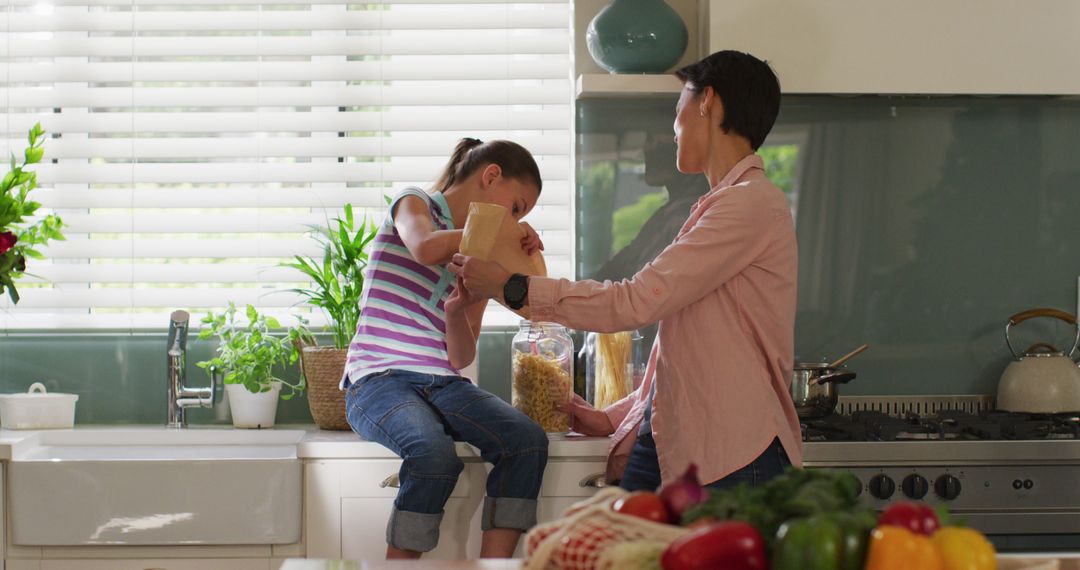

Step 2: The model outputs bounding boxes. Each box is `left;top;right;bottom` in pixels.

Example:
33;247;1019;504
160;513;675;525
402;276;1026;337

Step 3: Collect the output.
802;397;1080;442
836;395;995;416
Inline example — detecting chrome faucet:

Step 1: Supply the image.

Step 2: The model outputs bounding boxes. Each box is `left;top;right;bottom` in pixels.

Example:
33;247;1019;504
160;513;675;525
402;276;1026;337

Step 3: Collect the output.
167;309;216;428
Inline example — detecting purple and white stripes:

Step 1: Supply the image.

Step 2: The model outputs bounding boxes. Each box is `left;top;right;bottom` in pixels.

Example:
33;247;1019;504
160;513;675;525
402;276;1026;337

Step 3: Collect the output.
342;188;459;388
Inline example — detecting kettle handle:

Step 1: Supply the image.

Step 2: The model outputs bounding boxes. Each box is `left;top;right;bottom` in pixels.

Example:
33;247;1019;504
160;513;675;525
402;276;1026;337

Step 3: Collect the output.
1005;308;1080;360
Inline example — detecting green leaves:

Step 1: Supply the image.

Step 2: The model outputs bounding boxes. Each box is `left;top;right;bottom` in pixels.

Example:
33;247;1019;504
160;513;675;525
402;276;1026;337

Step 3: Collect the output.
0;123;66;304
281;203;378;349
24;146;43;165
683;468;867;549
195;303;305;400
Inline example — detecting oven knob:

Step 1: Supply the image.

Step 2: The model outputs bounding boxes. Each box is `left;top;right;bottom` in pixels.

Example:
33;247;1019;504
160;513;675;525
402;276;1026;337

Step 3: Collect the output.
934;474;962;501
902;474;929;499
868;474;896;500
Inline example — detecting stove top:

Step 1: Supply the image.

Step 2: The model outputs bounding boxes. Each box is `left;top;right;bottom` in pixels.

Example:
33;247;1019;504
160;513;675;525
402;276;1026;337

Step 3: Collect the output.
802;409;1080;442
801;397;1080;542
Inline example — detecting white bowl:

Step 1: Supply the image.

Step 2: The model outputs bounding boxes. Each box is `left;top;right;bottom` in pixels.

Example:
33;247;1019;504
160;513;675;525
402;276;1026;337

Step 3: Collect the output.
0;382;78;429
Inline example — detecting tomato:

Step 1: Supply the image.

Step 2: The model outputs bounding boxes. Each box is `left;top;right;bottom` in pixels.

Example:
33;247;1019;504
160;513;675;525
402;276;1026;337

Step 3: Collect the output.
660;521;767;570
612;491;672;525
878;501;940;536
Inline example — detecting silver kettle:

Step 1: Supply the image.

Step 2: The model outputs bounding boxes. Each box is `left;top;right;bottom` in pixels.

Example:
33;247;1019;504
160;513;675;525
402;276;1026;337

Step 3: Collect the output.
997;308;1080;414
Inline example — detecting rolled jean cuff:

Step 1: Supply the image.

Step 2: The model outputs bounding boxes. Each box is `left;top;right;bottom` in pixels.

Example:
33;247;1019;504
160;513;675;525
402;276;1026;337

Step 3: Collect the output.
481;496;538;531
387;507;443;552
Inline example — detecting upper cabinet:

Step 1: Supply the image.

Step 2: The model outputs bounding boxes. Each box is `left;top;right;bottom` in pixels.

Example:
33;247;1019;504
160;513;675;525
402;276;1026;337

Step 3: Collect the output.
706;0;1080;95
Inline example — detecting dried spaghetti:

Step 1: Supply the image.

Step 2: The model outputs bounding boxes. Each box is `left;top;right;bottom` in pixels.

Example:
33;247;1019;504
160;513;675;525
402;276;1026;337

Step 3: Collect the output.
595;332;632;409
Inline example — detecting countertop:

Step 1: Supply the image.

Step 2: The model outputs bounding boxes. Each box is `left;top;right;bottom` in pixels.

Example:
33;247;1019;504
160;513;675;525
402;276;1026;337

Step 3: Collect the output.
8;424;1080;464
279;554;1080;570
281;561;521;570
298;428;609;459
0;425;611;461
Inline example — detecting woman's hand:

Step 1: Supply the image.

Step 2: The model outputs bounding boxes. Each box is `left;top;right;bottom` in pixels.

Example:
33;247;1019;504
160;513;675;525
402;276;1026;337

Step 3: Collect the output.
448;254;512;301
520;222;544;256
559;394;615;437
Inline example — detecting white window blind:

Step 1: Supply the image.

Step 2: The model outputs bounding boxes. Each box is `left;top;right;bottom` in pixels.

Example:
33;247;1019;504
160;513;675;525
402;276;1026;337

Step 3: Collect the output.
0;0;573;330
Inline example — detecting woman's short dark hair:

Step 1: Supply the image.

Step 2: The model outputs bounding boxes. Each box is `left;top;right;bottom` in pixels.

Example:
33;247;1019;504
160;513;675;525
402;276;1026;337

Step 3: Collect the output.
432;138;542;195
675;50;781;150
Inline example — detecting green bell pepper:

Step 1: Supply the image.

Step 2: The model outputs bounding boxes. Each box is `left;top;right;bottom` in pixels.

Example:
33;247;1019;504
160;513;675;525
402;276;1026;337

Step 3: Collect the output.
771;510;876;570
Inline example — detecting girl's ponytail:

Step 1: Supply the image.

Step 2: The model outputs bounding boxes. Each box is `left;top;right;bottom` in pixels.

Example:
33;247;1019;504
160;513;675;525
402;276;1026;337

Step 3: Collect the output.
432;138;484;193
431;138;542;196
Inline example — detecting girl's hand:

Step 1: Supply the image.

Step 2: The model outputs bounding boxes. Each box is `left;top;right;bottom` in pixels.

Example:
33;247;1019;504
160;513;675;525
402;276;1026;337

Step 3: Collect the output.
446;276;484;314
520;222;544;255
559;394;615;436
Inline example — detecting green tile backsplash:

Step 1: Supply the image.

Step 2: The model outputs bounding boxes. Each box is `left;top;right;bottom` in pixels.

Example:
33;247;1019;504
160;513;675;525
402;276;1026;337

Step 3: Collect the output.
0;330;521;425
3;94;1079;423
578;95;1080;397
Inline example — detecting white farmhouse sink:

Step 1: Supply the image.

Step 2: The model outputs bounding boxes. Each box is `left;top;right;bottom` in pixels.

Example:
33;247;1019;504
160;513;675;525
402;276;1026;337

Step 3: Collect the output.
7;427;304;546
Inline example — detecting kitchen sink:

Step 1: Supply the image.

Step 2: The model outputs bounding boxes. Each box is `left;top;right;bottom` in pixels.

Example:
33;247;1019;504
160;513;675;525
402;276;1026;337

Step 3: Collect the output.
6;427;304;546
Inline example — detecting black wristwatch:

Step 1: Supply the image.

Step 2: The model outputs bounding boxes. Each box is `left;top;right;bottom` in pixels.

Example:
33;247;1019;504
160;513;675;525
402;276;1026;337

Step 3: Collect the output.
503;273;529;310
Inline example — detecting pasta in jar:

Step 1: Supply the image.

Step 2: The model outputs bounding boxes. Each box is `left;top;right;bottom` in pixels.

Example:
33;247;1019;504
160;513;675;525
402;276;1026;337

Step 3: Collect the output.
595;331;632;410
511;321;574;433
584;330;645;409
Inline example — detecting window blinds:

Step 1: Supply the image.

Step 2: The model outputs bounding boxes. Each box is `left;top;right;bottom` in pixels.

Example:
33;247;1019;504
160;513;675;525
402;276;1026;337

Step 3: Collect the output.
0;0;572;330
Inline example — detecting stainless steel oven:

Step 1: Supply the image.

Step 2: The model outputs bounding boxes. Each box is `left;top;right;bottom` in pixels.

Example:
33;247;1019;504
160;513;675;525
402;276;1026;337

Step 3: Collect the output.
803;396;1080;551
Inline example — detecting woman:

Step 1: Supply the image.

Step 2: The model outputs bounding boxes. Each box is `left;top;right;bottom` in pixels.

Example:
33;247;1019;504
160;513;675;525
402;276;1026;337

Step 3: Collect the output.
449;50;801;491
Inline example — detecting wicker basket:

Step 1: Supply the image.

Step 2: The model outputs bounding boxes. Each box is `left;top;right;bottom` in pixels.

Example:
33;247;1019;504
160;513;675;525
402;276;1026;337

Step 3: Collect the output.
298;345;350;430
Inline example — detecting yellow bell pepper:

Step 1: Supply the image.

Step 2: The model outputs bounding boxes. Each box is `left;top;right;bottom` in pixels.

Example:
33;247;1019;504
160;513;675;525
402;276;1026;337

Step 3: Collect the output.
865;525;944;570
932;526;997;570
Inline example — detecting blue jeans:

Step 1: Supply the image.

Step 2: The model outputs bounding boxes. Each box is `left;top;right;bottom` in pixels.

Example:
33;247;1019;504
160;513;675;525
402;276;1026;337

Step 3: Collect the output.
619;433;791;493
345;370;549;553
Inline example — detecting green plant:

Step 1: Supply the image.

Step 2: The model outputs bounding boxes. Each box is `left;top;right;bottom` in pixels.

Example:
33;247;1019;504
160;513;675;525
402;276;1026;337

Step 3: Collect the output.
0;123;66;304
196;303;307;399
282;203;378;349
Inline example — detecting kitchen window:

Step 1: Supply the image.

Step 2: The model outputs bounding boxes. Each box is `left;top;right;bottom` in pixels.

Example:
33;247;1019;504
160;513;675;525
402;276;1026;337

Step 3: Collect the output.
0;0;573;330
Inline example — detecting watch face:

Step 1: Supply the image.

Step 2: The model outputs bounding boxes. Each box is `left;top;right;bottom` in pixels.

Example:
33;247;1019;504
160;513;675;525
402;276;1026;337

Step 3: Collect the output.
505;274;527;308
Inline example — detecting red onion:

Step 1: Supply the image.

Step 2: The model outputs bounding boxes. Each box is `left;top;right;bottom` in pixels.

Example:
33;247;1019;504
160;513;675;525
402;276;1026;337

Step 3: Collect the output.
659;463;707;521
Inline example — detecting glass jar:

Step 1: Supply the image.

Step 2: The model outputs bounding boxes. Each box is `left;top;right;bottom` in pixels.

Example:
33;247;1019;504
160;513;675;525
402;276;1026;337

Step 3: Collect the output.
583;330;645;409
511;321;574;433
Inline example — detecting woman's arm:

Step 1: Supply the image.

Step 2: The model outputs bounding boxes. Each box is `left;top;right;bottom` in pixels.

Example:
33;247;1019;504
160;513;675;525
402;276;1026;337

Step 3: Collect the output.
394;195;463;266
452;186;785;333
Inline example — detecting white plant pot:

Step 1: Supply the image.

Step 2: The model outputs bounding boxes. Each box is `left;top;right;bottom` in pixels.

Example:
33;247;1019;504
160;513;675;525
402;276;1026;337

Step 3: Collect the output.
225;382;281;429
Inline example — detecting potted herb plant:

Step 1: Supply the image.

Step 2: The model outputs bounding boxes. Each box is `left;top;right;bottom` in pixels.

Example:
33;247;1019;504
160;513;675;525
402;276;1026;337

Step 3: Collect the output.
1;123;65;304
282;203;377;430
196;303;306;429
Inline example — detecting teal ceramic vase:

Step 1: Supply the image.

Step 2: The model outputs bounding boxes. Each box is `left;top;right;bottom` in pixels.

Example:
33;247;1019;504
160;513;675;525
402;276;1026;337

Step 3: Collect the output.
586;0;689;74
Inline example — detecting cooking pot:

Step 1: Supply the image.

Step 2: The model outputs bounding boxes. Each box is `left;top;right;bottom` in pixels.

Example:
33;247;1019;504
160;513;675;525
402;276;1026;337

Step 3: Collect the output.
790;363;857;419
997;307;1080;414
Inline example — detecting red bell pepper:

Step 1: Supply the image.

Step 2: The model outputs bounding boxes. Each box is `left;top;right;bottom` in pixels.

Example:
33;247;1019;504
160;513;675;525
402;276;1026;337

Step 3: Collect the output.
660;521;767;570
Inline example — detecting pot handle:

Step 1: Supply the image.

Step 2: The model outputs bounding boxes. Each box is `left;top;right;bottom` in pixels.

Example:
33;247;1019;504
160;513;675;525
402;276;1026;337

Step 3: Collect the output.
812;371;857;385
1005;308;1080;359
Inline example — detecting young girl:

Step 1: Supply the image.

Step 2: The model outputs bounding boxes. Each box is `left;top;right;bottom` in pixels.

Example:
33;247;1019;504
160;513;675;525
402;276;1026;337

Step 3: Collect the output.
342;138;549;559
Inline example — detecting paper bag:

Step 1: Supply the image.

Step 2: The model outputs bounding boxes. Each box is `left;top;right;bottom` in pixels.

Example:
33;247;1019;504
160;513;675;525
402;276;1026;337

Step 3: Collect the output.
459;202;547;319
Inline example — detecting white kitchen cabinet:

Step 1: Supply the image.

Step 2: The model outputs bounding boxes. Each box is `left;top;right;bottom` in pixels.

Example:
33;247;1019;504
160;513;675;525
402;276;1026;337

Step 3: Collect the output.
2;463;6;569
305;456;609;561
4;542;284;569
305;459;485;561
512;459;609;558
706;0;1080;95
